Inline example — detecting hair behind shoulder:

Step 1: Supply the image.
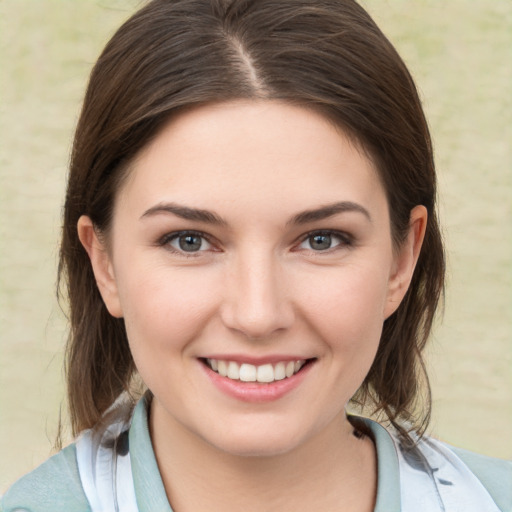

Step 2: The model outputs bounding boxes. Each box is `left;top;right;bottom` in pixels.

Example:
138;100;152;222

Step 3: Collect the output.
59;0;444;440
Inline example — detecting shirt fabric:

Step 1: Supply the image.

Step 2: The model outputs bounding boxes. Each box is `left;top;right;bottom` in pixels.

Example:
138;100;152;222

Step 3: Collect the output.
2;396;511;512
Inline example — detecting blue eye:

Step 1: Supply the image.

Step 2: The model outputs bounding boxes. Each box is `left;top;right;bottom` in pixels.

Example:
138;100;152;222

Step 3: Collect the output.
164;232;213;253
299;231;350;251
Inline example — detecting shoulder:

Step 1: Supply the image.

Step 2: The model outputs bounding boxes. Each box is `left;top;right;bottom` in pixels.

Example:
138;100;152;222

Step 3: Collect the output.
447;444;512;511
1;444;90;512
413;435;512;512
360;417;512;512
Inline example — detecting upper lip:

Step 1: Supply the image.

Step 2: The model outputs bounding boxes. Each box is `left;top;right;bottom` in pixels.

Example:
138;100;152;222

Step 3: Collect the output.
200;354;314;365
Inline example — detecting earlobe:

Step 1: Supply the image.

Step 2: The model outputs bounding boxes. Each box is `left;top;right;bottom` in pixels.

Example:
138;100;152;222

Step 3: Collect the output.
384;205;428;318
77;215;123;318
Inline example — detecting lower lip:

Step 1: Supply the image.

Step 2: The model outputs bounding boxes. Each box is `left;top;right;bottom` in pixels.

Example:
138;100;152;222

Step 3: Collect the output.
200;361;314;403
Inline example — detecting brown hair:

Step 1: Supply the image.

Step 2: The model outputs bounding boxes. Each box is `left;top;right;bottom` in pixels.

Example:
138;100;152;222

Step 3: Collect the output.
59;0;444;439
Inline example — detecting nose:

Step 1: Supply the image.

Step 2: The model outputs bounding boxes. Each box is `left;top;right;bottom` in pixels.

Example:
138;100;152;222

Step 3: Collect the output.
220;250;295;340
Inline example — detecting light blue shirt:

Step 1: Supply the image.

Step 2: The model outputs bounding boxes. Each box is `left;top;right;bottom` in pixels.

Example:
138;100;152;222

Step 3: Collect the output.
2;396;511;511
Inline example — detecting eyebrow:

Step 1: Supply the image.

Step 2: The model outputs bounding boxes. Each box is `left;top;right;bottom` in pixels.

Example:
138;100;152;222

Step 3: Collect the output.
140;202;228;225
140;200;371;226
287;201;372;225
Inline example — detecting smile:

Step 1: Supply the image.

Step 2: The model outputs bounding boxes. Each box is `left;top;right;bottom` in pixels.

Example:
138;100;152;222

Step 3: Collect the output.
205;358;307;383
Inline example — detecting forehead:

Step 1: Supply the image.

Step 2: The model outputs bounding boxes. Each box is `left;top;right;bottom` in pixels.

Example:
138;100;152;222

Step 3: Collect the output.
116;100;386;219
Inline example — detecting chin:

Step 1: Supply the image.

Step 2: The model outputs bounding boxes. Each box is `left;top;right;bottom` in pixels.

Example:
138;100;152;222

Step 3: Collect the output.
197;419;314;459
212;434;300;458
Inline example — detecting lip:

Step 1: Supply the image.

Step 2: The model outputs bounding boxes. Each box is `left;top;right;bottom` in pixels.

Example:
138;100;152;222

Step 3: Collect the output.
202;353;309;365
199;357;315;403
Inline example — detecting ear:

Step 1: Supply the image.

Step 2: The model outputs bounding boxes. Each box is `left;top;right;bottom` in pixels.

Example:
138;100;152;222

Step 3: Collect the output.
384;205;427;319
77;215;123;318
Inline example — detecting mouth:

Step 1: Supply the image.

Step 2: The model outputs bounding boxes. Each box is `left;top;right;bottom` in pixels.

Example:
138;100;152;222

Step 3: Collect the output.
202;358;314;384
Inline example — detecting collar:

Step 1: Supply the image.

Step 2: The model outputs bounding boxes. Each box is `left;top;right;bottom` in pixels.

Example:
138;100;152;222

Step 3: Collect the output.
128;397;401;512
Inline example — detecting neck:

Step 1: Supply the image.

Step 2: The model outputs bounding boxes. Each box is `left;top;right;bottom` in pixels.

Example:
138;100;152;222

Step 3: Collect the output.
149;400;377;512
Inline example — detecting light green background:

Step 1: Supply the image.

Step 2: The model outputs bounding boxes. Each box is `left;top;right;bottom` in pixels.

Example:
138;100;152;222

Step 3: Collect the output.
1;0;511;492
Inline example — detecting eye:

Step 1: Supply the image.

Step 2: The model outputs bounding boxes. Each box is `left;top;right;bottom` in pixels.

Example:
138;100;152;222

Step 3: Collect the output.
162;231;213;253
298;231;352;251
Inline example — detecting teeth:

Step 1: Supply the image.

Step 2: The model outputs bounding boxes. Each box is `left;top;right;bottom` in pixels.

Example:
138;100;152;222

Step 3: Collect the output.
239;363;256;382
257;364;274;383
218;360;228;377
206;358;307;383
227;361;240;380
274;362;286;380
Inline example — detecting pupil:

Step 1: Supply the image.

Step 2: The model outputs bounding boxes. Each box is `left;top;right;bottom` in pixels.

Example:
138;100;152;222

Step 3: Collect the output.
179;235;202;252
311;234;331;250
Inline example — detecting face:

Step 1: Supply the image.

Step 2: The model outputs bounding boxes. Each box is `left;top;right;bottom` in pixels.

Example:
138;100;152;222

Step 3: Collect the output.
80;100;425;457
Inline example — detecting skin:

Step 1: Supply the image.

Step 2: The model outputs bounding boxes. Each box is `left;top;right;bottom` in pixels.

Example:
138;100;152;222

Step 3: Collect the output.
79;100;426;512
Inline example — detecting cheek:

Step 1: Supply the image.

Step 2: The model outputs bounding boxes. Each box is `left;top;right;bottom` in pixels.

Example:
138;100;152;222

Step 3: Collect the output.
298;262;390;354
117;265;225;397
116;262;223;352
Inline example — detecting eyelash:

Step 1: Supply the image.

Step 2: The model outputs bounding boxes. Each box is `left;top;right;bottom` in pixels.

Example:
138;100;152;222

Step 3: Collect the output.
158;230;216;258
157;229;354;257
296;230;354;253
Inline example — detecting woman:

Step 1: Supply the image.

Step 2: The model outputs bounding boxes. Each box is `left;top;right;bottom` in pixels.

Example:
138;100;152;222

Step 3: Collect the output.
2;0;510;511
